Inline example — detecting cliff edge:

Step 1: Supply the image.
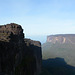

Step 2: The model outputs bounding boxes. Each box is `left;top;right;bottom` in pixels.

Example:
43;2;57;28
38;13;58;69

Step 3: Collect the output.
0;23;42;75
47;34;75;44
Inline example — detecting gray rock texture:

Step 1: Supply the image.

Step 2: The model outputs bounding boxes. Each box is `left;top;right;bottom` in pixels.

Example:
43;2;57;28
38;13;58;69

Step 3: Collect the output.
0;23;42;75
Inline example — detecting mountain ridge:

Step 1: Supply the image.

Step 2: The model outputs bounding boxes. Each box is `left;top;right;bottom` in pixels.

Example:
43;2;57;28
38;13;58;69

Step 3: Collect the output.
47;34;75;44
42;34;75;66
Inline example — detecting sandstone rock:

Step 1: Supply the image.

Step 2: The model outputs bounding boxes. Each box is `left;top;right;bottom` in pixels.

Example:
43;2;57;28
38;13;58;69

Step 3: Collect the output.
47;34;75;44
0;23;42;75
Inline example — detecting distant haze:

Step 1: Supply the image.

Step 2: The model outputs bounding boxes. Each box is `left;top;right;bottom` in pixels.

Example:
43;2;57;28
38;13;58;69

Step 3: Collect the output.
0;0;75;39
42;34;75;66
26;35;47;44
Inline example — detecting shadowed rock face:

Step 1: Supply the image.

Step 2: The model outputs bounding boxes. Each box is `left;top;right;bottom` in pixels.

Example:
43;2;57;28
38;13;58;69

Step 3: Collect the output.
0;23;42;75
41;57;75;75
24;39;42;75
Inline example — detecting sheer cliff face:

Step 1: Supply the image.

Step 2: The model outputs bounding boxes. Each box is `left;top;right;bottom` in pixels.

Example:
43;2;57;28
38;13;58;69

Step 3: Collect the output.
0;23;42;75
24;39;42;75
47;34;75;44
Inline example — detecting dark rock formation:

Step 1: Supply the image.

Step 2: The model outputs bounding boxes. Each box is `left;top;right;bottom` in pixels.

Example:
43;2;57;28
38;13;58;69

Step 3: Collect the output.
41;58;75;75
47;34;75;44
24;39;42;75
0;23;42;75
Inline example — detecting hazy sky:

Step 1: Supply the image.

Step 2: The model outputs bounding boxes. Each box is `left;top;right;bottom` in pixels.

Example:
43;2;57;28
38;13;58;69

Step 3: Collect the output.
0;0;75;42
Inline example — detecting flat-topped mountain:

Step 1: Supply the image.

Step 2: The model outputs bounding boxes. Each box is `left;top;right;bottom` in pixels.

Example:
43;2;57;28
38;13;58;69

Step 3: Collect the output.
47;34;75;44
42;34;75;66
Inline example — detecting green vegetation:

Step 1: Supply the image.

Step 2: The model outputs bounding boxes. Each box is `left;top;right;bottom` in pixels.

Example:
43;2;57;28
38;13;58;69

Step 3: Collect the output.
40;66;75;75
42;42;75;66
40;58;75;75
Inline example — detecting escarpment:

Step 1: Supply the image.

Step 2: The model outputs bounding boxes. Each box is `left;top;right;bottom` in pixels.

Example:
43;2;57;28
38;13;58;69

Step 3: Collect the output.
0;23;42;75
47;34;75;44
42;34;75;66
24;39;42;75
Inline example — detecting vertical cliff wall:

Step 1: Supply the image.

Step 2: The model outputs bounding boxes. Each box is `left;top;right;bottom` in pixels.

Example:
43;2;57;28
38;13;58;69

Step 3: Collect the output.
24;39;42;75
0;23;42;75
47;34;75;44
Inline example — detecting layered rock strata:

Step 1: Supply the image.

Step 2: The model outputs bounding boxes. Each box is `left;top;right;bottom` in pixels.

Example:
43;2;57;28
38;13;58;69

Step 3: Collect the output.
47;34;75;44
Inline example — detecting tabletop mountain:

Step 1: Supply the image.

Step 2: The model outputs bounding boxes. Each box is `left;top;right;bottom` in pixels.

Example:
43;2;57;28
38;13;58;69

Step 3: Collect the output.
42;34;75;66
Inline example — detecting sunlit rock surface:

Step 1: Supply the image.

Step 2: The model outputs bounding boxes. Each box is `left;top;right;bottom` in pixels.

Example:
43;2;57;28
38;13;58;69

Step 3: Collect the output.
0;23;42;75
47;34;75;44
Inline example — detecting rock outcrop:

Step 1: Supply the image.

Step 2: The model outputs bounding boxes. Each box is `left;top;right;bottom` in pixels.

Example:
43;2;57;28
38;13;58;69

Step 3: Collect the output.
24;39;42;75
47;34;75;44
0;23;42;75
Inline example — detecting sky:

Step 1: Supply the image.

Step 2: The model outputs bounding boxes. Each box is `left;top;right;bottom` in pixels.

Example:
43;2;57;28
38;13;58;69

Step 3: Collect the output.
0;0;75;43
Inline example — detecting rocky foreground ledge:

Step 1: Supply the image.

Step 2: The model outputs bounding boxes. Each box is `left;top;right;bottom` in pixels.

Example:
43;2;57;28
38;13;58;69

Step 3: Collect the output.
0;23;42;75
